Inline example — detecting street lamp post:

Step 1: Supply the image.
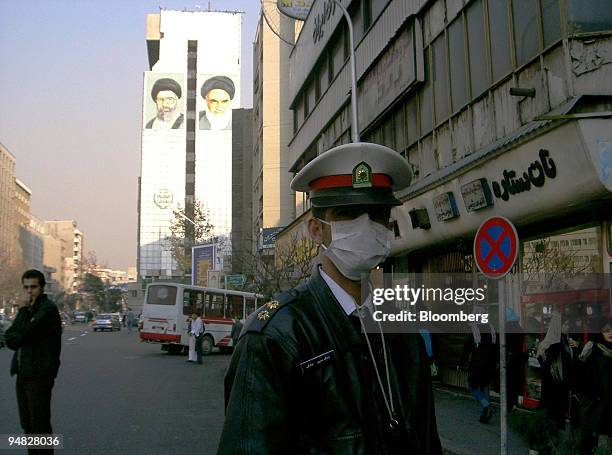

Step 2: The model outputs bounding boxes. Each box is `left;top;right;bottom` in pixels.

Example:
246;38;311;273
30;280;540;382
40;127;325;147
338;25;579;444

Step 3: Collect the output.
333;0;360;143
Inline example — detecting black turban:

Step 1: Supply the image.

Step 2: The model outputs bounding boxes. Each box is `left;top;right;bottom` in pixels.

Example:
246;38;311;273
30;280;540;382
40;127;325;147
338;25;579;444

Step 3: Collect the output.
151;78;182;100
201;76;235;99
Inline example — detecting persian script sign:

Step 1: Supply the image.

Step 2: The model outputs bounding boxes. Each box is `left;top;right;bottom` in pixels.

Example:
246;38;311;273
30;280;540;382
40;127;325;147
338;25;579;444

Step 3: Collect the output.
153;189;173;209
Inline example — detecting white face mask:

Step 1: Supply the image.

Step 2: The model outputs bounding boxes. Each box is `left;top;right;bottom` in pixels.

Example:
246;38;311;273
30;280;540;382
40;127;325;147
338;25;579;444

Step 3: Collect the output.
318;213;393;281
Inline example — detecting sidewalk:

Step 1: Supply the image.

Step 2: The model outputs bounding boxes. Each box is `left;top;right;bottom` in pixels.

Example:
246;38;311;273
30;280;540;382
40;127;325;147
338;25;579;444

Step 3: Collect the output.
434;387;530;455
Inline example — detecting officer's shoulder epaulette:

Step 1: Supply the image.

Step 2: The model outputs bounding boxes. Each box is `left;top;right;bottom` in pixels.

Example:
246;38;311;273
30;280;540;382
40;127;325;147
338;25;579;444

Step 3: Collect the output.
243;287;303;334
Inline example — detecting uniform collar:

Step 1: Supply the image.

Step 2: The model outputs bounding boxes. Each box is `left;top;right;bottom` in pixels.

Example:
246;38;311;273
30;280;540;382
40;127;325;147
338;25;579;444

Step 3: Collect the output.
319;266;374;316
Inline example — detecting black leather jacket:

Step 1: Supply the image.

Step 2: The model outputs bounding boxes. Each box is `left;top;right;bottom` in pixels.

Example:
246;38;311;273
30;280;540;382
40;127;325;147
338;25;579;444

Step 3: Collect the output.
218;268;442;455
6;294;62;379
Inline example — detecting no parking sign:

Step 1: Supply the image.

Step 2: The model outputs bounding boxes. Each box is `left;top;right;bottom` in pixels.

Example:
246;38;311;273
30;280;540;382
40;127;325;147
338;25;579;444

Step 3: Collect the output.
474;216;518;278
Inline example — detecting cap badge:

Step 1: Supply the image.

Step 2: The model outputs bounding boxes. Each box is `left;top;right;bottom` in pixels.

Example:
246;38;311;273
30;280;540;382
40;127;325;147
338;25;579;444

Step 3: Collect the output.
352;162;372;188
257;310;270;321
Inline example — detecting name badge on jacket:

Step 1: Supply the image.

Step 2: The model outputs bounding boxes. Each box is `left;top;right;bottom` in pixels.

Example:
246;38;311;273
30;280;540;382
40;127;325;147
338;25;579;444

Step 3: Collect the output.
299;350;334;374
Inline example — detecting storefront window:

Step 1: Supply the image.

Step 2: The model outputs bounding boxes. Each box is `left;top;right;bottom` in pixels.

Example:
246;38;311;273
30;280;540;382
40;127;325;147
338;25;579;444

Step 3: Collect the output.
522;226;602;278
520;225;606;407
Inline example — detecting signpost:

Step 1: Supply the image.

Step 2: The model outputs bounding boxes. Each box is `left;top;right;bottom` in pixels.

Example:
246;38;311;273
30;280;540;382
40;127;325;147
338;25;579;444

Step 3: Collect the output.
225;274;246;289
474;216;518;455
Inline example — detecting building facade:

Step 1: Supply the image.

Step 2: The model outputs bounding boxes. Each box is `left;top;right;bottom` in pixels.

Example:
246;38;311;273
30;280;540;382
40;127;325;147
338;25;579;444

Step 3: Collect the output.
0;143;17;268
14;179;44;271
286;0;612;395
231;108;254;273
44;220;84;293
139;9;242;281
252;10;297;254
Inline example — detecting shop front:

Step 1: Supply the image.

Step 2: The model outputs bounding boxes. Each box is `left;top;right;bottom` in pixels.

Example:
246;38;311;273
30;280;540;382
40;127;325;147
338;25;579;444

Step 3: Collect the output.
391;115;612;396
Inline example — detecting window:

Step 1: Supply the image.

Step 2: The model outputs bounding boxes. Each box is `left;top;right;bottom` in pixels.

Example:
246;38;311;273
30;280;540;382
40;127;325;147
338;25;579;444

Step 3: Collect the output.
147;285;177;306
328;50;334;84
405;97;418;145
467;0;488;97
315;72;321;101
245;297;256;316
566;0;612;34
371;0;390;22
304;88;310;118
487;0;512;81
512;0;539;66
449;17;468;111
541;0;561;47
183;289;205;315
351;0;365;43
226;294;245;319
571;239;581;246
332;31;345;80
293;108;298;134
319;57;329;95
394;107;407;151
363;0;372;31
419;50;433;136
432;33;449;124
383;118;395;148
205;292;225;318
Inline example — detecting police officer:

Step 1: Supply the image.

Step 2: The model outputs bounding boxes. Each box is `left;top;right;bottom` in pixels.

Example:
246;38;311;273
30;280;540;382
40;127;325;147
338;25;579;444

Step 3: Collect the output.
218;142;442;454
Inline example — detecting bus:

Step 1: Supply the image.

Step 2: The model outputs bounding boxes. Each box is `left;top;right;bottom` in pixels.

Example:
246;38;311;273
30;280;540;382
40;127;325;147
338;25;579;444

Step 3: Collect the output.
140;283;264;355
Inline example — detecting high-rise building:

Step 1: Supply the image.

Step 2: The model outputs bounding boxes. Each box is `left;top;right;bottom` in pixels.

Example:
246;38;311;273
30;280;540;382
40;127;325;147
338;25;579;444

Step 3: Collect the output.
252;9;296;253
14;179;44;271
231;108;253;273
139;9;242;281
44;220;84;293
0;143;17;268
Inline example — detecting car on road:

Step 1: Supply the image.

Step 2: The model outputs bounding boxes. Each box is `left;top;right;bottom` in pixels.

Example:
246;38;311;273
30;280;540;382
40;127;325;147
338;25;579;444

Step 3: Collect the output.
73;311;87;323
92;314;121;332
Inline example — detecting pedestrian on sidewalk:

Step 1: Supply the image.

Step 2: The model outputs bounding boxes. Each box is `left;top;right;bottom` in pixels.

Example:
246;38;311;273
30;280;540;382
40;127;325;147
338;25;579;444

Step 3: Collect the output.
186;314;197;363
505;308;526;411
459;306;498;424
576;317;612;454
5;269;62;452
191;310;204;364
126;308;135;333
536;312;580;430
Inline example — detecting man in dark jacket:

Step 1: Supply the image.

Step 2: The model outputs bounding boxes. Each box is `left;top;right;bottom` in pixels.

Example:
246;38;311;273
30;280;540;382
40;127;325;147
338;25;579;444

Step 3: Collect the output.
5;269;62;445
218;143;442;454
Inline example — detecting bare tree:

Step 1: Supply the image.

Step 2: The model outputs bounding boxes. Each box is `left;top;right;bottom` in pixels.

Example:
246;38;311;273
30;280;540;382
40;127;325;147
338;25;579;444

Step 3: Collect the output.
0;250;23;312
168;200;215;276
82;250;107;274
237;232;318;300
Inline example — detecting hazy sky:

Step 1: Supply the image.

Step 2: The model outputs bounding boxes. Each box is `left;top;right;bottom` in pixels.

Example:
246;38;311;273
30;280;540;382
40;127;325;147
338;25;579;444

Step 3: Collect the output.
0;0;259;271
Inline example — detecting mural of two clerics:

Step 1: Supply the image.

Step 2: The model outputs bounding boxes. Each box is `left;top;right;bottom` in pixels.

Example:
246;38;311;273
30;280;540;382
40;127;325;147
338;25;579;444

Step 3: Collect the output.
144;74;235;131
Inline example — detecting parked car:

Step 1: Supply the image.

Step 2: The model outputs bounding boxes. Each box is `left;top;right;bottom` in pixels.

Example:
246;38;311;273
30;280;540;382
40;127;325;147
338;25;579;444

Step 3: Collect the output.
92;314;121;332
